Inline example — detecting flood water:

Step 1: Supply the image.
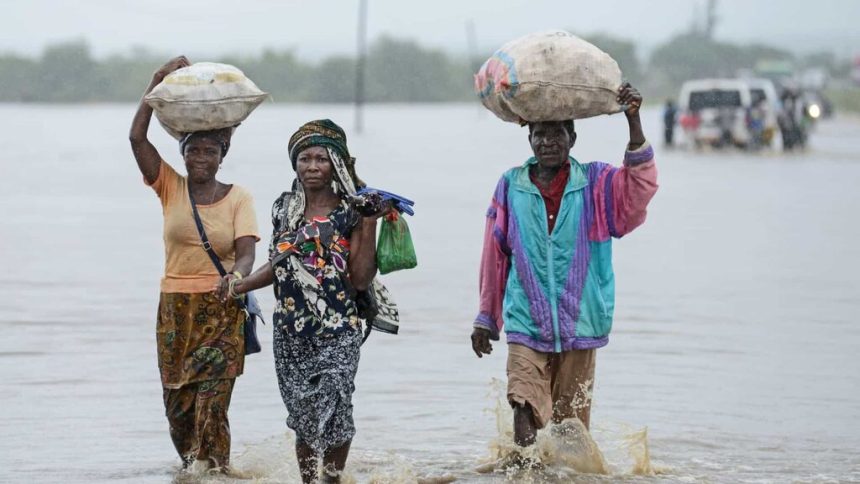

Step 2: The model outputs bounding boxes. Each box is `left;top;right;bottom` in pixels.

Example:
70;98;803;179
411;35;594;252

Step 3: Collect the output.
1;103;859;483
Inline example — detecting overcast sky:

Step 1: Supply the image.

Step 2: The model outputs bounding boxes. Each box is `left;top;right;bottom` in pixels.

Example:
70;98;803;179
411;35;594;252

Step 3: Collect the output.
3;0;859;60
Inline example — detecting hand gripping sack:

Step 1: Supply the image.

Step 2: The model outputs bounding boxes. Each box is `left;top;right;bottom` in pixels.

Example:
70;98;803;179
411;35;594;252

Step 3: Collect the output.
376;212;417;275
475;30;623;123
145;62;268;139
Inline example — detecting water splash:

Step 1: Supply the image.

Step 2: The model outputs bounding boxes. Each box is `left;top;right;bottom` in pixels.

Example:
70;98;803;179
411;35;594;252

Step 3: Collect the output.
476;378;665;480
224;434;456;483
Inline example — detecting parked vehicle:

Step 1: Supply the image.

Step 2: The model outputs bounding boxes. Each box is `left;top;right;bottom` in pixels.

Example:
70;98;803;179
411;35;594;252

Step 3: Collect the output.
678;79;753;149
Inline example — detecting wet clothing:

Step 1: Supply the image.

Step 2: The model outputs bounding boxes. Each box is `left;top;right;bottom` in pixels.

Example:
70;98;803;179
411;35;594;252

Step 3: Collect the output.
146;159;258;467
147;160;259;294
507;344;596;429
269;196;363;451
273;327;361;452
269;118;389;454
163;378;235;467
269;202;362;337
474;142;658;352
277;122;400;334
156;292;245;388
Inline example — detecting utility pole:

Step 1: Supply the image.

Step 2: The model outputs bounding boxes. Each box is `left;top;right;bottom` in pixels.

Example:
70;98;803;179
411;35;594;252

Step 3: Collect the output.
354;0;368;134
705;0;718;39
465;19;479;73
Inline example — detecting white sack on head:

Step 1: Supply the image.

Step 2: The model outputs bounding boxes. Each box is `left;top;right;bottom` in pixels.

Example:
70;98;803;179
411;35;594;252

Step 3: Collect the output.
145;62;268;139
475;30;623;123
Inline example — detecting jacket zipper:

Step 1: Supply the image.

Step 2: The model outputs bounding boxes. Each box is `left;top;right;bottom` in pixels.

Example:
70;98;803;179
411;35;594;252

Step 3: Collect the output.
536;191;562;353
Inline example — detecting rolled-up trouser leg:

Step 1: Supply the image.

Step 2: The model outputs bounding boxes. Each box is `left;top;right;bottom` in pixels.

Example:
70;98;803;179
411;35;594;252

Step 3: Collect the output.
506;343;553;429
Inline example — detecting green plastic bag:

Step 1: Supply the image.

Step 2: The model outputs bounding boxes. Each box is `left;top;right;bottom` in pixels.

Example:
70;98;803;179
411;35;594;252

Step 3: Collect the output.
377;212;417;274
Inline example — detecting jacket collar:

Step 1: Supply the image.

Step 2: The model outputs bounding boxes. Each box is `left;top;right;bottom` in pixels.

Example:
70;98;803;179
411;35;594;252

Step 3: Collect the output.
512;156;588;195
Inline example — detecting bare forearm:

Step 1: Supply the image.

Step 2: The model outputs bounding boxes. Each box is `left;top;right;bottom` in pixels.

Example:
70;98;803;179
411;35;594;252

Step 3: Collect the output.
229;255;254;280
129;78;163;184
229;235;256;280
626;113;646;151
130;56;189;184
129;79;159;140
349;218;378;290
235;263;274;294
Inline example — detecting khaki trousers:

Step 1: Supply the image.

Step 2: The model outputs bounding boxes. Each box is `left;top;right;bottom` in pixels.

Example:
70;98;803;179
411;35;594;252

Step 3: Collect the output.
506;343;596;429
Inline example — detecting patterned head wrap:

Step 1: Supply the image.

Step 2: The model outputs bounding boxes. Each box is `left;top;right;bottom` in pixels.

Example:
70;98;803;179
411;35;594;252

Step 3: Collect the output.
288;119;351;169
179;127;233;157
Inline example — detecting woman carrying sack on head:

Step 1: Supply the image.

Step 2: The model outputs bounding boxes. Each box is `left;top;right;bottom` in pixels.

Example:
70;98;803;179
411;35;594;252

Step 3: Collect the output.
129;56;260;475
222;119;399;483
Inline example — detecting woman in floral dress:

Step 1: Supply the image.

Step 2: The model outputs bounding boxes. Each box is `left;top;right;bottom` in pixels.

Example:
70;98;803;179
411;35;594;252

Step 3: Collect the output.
222;119;395;483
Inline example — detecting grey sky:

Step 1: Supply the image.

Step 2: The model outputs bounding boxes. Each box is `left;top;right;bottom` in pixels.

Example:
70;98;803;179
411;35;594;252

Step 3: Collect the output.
3;0;858;60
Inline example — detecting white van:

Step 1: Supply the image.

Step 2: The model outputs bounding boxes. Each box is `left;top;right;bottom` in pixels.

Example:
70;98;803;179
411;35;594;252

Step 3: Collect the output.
678;79;752;148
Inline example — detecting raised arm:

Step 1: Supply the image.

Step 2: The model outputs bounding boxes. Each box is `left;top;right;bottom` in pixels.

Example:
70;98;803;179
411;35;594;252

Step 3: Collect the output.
618;81;646;151
588;83;658;241
129;56;189;185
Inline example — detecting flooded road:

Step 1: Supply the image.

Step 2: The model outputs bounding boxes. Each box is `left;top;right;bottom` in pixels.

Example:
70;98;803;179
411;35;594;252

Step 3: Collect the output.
1;104;859;483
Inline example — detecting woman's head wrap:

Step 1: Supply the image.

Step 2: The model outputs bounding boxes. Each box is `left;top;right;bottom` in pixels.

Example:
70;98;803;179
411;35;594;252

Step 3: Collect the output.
287;119;364;187
179;127;233;157
288;119;351;169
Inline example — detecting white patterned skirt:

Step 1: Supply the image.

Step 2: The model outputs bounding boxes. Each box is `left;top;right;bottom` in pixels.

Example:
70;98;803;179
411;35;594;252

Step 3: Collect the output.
273;326;362;452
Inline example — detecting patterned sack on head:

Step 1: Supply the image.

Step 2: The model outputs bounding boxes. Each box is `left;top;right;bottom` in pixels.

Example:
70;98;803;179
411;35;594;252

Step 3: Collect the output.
475;30;623;123
145;62;268;139
376;212;417;275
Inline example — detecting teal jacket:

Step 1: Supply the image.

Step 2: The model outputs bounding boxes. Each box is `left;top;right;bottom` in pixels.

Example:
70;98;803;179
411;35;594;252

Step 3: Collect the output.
474;143;658;352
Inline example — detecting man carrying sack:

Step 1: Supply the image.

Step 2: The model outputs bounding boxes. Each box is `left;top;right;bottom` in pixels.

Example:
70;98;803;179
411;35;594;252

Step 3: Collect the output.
470;81;658;458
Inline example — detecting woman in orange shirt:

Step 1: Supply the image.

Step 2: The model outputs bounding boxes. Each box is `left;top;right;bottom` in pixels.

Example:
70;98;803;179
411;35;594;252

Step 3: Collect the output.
129;56;259;475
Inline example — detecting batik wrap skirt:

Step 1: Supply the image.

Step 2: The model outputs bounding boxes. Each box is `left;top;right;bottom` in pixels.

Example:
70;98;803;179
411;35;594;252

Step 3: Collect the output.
273;326;362;453
156;292;245;388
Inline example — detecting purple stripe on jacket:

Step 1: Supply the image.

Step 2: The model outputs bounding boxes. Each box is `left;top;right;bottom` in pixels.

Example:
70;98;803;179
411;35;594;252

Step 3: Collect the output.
604;168;619;237
557;163;600;341
624;144;655;166
508;212;554;343
507;332;609;351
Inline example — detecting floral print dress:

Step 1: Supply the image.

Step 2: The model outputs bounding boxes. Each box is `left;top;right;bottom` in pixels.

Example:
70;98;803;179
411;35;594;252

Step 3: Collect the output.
269;196;364;451
270;202;362;336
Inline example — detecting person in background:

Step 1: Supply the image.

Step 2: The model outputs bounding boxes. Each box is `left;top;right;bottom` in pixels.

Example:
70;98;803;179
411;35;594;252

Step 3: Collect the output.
470;82;658;461
663;99;678;147
129;56;259;475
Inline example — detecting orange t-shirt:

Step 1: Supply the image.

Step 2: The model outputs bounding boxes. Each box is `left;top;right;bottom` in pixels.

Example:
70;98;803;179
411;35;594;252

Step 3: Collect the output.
147;160;260;293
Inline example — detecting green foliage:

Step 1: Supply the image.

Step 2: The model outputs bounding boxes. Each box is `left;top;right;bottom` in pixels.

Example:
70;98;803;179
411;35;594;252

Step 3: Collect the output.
825;87;860;113
366;36;471;102
0;36;847;104
0;37;472;103
647;33;797;100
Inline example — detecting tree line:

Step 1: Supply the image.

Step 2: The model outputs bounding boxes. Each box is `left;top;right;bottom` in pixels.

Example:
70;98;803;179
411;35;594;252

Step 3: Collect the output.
0;34;850;103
